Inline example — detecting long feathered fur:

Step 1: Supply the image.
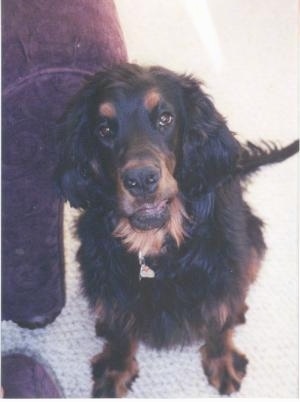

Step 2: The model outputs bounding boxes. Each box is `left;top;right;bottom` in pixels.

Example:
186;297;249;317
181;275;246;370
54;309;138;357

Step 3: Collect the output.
56;63;298;397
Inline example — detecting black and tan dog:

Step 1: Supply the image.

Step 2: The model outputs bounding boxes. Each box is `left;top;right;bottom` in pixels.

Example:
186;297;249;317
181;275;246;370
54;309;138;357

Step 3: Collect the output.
56;63;298;397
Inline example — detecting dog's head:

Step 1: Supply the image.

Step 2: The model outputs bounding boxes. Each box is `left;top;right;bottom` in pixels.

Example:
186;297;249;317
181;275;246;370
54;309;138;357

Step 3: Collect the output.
56;64;239;255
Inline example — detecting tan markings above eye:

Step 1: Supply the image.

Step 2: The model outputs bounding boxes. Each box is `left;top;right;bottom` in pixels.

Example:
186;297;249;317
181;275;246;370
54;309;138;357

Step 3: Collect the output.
99;102;116;118
144;90;161;111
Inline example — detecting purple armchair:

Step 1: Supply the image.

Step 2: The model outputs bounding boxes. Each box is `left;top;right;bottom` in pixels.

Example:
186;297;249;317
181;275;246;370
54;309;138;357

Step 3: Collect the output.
2;0;127;328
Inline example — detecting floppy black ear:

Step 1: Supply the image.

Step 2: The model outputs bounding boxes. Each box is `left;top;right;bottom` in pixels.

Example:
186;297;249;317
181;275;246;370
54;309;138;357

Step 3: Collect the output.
55;79;109;209
179;75;240;198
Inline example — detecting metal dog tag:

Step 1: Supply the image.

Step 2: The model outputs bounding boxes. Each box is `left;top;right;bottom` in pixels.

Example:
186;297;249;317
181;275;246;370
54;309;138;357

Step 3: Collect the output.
140;263;155;279
139;251;155;280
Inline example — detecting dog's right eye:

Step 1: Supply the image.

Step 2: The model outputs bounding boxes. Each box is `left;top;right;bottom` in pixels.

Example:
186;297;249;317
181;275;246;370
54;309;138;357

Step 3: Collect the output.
99;126;113;137
97;121;114;138
158;112;174;128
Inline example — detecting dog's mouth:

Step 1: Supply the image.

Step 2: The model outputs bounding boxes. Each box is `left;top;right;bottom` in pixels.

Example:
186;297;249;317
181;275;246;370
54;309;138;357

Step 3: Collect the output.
114;195;187;255
129;199;170;230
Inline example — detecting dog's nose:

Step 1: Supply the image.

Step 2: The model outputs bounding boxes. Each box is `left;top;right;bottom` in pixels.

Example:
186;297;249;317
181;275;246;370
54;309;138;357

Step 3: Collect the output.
122;166;160;197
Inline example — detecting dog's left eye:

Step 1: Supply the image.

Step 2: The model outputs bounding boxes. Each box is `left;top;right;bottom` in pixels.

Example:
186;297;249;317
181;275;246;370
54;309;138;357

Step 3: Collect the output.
97;122;114;138
158;112;174;128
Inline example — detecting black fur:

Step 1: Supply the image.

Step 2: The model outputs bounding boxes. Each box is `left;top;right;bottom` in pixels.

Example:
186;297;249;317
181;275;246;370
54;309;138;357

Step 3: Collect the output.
56;63;298;396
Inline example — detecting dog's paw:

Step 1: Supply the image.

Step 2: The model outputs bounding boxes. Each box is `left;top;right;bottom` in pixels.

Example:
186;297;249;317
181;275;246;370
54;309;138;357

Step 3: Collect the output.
201;345;248;395
91;353;139;398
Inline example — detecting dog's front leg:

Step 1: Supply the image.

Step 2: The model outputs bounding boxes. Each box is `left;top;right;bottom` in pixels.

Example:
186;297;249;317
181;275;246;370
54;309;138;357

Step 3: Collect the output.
92;322;139;398
200;312;248;395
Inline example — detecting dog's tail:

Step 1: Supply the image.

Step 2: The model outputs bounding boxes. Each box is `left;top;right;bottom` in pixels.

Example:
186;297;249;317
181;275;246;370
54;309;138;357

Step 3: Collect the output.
237;139;299;177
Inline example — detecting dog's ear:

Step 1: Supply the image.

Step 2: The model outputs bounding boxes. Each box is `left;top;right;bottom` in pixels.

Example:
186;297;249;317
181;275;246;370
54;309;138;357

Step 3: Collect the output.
178;75;240;197
55;79;108;209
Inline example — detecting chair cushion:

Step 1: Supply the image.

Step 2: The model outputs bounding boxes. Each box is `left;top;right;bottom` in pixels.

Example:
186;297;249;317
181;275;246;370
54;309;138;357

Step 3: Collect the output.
2;353;64;398
2;0;127;328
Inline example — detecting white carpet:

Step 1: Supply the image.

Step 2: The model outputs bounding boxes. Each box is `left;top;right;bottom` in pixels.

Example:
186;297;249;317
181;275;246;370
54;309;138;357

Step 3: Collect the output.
2;152;298;398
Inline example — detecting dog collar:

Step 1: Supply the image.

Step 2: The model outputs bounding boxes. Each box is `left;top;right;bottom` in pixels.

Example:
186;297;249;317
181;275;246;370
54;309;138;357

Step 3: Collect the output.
138;251;155;280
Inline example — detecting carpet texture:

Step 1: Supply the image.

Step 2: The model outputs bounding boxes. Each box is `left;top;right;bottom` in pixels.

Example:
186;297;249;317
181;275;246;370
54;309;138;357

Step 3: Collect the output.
1;149;298;398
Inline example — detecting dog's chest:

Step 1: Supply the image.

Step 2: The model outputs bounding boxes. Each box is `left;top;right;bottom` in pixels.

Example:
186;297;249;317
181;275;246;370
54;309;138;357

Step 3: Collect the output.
115;256;207;348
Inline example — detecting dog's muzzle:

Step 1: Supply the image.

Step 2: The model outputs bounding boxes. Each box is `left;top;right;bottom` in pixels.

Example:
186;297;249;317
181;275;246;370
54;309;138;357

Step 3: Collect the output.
121;164;171;230
118;147;179;232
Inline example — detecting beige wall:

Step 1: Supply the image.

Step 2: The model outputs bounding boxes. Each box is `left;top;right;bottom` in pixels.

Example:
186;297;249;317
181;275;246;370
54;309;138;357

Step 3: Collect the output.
115;0;298;144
